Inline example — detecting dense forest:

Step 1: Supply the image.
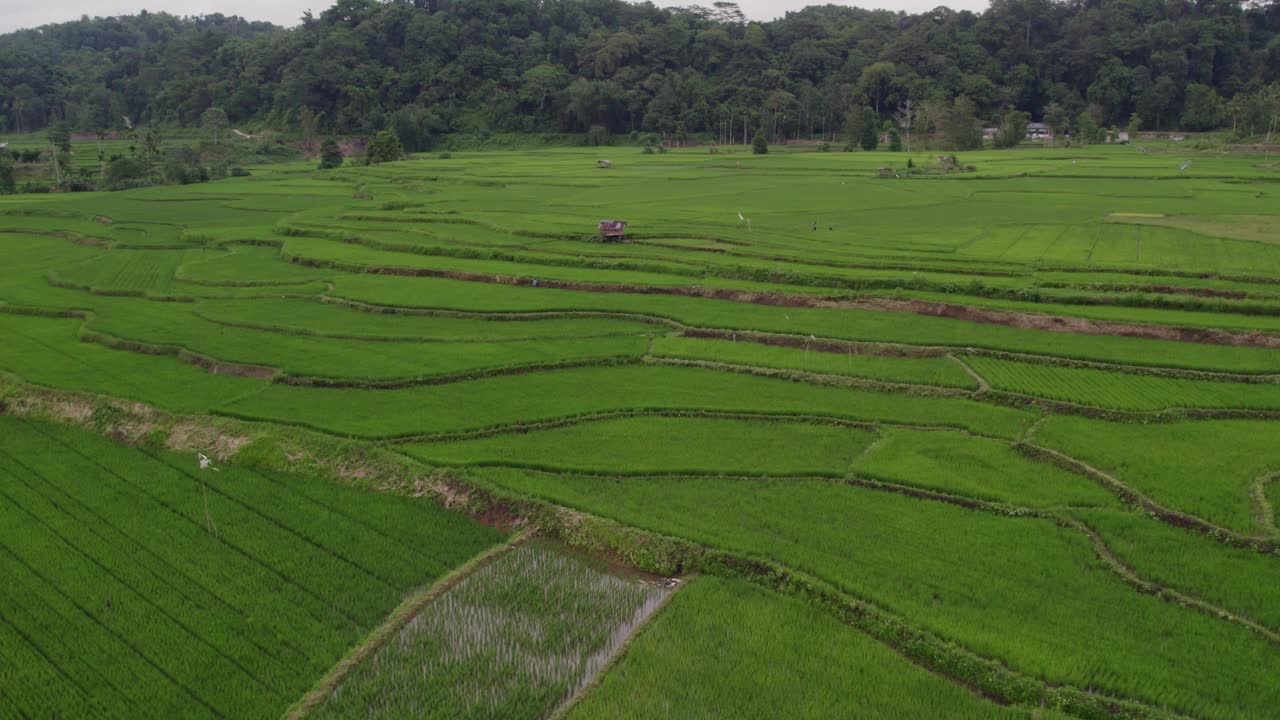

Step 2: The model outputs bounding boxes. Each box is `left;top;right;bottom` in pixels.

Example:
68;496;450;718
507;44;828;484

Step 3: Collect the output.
1;0;1279;147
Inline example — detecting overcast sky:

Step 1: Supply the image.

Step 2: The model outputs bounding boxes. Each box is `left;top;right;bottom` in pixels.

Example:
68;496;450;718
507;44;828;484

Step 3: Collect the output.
1;0;989;34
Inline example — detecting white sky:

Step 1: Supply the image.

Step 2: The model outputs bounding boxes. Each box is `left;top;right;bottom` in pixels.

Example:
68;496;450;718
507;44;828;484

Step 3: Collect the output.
0;0;989;35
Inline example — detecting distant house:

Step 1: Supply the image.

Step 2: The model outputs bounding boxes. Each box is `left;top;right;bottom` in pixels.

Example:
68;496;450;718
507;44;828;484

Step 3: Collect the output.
597;159;612;168
983;127;999;140
598;220;627;242
0;142;7;151
1026;123;1052;140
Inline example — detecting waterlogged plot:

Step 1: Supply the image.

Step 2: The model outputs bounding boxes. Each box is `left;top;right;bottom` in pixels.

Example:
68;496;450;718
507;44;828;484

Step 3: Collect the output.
315;542;671;720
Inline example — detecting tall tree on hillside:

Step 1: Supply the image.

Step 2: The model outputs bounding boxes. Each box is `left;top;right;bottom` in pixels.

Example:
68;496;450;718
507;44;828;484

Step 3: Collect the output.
859;107;879;151
47;121;72;185
944;96;982;151
995;109;1029;149
201;107;229;145
858;62;897;115
893;99;916;154
1043;102;1069;146
844;107;867;151
1180;84;1225;131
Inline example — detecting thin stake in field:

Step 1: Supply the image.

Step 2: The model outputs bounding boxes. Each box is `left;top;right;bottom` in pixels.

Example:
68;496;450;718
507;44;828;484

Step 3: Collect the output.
197;453;219;537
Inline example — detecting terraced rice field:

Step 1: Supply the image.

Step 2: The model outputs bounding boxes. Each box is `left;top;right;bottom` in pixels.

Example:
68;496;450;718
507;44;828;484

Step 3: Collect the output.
1;145;1279;719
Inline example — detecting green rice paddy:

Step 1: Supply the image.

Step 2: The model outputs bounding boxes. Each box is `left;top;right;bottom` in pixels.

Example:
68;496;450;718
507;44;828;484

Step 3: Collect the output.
1;144;1278;719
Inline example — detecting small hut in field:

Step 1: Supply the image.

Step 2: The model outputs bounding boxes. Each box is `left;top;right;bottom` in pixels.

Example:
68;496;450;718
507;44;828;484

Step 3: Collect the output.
598;220;628;242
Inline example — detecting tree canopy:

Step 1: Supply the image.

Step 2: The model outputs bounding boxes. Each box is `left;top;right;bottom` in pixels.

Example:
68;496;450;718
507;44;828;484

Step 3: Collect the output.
1;0;1278;140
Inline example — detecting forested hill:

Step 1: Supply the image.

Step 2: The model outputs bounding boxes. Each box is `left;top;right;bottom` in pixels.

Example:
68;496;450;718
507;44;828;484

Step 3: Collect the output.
2;0;1279;144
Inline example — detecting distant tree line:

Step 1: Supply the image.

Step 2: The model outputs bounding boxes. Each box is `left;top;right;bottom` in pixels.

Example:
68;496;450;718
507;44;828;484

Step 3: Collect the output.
1;0;1278;149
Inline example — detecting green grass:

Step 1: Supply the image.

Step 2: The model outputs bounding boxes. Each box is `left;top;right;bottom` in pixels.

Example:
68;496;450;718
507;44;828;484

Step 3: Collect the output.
566;575;1052;720
314;541;668;720
403;416;877;476
0;416;502;720
1036;416;1280;535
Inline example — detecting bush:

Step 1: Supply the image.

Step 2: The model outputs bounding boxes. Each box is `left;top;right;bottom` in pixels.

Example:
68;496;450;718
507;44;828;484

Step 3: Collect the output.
642;146;656;154
104;157;148;190
162;147;209;185
819;142;831;152
752;130;768;154
229;166;251;177
318;138;344;170
0;155;13;195
438;152;452;159
365;130;405;164
994;110;1030;149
